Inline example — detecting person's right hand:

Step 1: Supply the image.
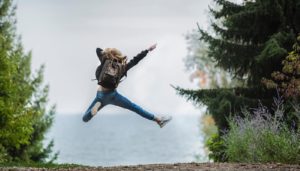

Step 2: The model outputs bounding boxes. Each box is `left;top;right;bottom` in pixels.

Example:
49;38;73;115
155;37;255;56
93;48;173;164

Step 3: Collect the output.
148;43;157;51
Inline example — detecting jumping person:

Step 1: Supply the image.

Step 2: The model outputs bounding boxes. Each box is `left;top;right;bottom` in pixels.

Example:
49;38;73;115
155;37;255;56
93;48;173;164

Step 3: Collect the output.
82;44;172;128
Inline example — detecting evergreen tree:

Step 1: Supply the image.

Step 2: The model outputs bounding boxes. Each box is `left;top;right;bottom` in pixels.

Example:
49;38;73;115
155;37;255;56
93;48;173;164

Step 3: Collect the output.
0;0;57;163
176;0;300;130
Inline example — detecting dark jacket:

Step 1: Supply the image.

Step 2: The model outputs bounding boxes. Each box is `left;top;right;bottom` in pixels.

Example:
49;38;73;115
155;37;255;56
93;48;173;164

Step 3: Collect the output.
96;48;149;86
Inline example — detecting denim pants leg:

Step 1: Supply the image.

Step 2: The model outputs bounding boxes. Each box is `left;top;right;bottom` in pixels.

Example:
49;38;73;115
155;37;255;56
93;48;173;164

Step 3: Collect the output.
83;90;156;122
82;91;106;122
110;91;155;121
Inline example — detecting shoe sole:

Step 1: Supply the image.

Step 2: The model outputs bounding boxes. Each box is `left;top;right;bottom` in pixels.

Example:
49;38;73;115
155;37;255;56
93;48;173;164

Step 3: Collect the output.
160;117;172;128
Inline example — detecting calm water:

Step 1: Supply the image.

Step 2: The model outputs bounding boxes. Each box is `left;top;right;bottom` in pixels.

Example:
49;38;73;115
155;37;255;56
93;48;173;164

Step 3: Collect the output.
46;113;204;166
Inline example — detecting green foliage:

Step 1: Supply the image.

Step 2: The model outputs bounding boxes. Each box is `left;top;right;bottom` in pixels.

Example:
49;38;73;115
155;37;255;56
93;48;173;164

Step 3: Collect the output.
178;0;300;129
174;86;275;130
0;144;10;163
0;162;83;169
198;113;219;162
185;30;242;89
0;0;56;163
262;35;300;98
177;0;300;162
205;133;227;162
203;0;299;84
200;114;218;141
223;96;300;164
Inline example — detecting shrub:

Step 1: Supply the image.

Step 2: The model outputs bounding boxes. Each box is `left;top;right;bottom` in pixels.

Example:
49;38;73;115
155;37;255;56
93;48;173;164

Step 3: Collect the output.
206;133;227;162
223;95;300;164
0;144;10;163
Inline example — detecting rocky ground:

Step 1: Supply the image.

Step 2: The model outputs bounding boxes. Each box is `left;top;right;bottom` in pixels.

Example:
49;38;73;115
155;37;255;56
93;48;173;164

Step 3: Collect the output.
1;162;300;171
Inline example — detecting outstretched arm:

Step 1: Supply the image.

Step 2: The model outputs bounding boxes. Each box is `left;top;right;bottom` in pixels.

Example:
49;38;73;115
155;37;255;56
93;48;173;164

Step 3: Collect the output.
126;43;157;71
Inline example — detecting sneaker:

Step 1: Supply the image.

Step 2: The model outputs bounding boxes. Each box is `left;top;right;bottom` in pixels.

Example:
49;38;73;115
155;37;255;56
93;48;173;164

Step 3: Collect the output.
157;116;172;128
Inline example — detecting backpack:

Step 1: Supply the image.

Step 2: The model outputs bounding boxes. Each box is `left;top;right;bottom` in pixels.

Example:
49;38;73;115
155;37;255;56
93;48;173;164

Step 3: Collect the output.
95;58;126;89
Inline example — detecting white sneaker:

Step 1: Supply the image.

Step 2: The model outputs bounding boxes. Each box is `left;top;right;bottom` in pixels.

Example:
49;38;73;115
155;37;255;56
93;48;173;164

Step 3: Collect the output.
157;116;172;128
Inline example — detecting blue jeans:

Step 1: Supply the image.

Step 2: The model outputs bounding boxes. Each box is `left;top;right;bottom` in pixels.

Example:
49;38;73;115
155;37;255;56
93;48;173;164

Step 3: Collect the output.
83;90;155;122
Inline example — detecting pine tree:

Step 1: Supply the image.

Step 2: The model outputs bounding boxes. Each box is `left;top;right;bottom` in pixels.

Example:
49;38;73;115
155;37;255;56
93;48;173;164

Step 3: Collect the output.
176;0;300;130
0;0;57;163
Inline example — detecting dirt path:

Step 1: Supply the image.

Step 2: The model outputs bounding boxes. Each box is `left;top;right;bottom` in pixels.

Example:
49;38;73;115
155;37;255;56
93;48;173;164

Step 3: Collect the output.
2;162;300;171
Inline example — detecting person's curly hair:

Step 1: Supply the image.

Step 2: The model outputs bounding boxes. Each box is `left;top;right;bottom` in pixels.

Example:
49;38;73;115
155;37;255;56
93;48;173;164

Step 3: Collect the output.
103;48;127;64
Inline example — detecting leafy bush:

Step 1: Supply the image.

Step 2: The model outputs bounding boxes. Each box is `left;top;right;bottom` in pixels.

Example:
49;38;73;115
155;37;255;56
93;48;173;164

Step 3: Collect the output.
262;34;300;98
0;144;10;163
223;95;300;164
206;133;227;162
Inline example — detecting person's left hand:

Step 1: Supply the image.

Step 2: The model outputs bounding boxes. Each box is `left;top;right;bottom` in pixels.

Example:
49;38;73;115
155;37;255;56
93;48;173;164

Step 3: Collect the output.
148;43;157;51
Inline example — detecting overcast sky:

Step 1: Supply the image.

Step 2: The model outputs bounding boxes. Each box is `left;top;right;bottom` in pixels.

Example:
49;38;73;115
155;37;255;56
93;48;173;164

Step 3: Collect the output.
15;0;212;115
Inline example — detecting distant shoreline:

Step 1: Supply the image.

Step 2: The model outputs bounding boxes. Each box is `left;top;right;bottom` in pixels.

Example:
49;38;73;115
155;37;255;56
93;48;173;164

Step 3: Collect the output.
1;162;300;171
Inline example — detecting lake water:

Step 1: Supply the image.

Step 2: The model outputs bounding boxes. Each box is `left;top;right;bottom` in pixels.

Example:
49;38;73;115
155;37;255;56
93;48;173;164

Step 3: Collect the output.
46;113;205;166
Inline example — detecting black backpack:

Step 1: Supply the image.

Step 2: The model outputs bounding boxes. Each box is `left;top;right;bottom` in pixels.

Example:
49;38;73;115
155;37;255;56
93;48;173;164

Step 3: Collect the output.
95;58;126;89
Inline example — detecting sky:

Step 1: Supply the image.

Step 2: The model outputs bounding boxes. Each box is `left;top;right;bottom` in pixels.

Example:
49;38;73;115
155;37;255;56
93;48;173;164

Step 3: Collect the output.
15;0;212;115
